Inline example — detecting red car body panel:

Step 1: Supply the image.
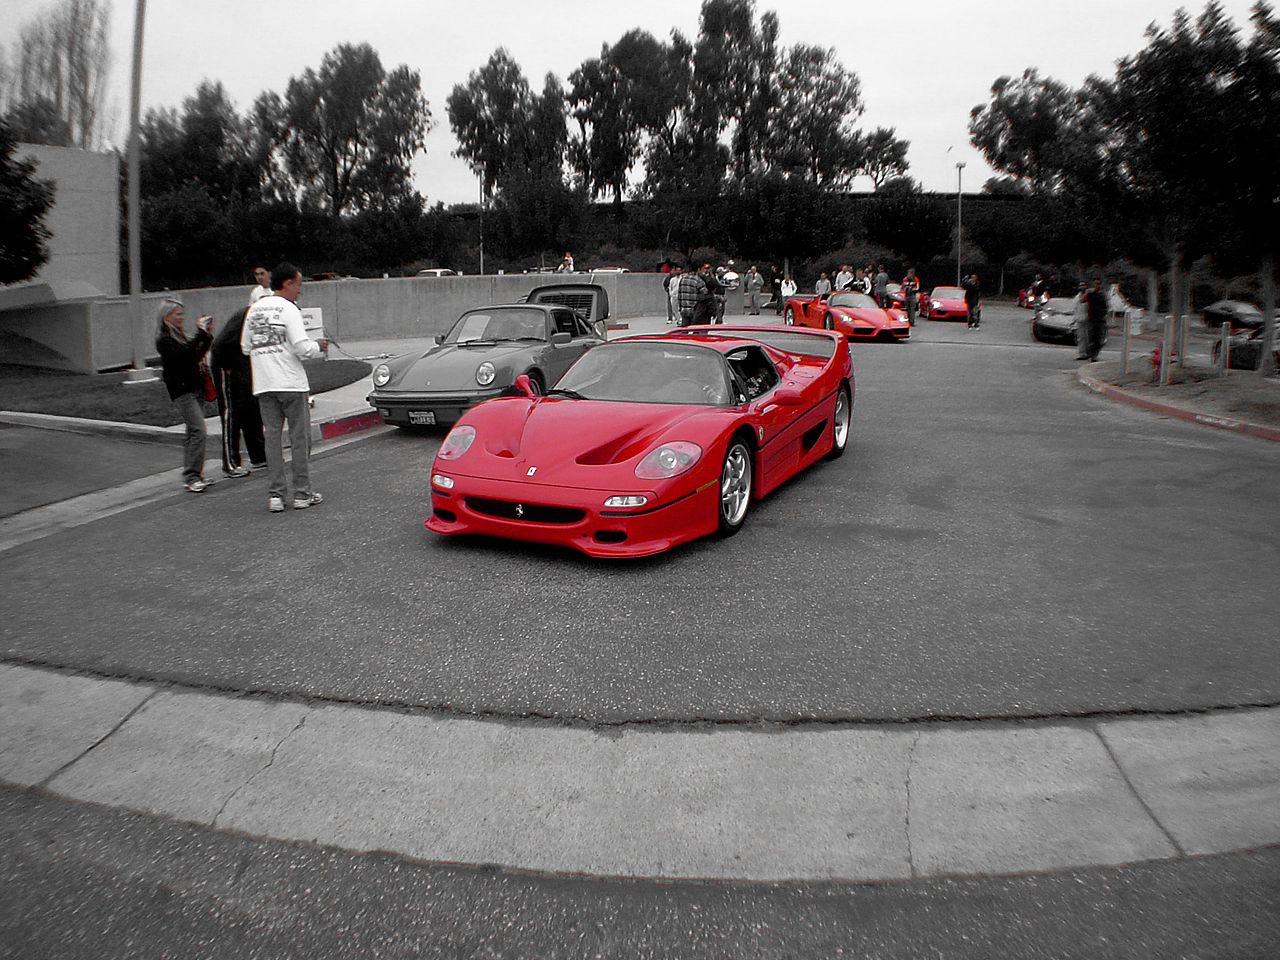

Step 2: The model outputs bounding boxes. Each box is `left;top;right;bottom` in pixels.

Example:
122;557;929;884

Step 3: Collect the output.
425;326;853;558
782;292;910;340
925;287;977;321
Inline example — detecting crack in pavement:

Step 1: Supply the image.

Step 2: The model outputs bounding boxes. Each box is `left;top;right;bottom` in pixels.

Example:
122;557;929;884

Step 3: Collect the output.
904;731;920;879
211;714;308;830
37;688;160;790
1091;721;1187;859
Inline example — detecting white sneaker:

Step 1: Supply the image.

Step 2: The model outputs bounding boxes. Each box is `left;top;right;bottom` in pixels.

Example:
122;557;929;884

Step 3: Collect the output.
185;479;207;493
268;496;285;513
292;492;323;509
222;466;250;478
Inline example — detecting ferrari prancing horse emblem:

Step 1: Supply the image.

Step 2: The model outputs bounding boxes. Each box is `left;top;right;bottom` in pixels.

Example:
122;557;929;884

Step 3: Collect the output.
515;504;524;518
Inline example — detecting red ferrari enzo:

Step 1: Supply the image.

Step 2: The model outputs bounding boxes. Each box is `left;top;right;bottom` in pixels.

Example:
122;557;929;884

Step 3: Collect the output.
425;325;853;558
782;291;910;341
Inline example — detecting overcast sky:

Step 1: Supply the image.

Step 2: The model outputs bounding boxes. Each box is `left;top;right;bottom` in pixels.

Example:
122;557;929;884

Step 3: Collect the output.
2;0;1264;202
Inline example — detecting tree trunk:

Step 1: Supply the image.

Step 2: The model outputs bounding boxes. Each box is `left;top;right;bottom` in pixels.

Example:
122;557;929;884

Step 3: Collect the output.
1260;252;1276;379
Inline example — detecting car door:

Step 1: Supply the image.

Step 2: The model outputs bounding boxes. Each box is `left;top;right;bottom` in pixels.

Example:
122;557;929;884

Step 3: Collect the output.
727;347;805;491
544;309;593;384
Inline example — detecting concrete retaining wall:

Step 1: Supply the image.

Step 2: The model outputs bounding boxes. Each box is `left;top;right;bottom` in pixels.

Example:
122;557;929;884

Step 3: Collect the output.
1;272;702;373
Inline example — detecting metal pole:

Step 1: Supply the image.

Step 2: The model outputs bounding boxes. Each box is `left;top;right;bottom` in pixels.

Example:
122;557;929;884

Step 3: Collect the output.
123;0;153;383
478;174;485;277
955;162;965;287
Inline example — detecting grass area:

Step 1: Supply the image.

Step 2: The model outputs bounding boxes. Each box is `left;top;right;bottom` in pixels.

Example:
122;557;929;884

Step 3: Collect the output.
0;359;371;427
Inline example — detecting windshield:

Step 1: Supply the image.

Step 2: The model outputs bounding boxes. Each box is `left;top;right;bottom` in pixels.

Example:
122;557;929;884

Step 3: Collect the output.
444;308;546;344
828;292;878;309
931;287;965;299
553;341;730;404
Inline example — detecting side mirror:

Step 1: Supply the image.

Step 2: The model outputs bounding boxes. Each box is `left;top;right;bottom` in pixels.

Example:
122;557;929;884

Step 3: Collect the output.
550;331;572;346
513;373;537;398
767;387;804;408
433;335;443;345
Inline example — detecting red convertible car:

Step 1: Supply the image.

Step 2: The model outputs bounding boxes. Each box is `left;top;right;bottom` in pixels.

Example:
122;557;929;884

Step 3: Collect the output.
782;290;910;341
425;325;854;558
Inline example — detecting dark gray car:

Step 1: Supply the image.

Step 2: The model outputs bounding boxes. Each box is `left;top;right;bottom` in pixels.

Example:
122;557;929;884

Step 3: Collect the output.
367;285;608;427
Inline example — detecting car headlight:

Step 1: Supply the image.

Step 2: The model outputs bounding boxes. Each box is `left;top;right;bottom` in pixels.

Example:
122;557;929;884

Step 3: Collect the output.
476;361;496;386
635;441;702;479
932;300;942;309
431;473;455;489
372;363;391;387
437;425;476;460
604;495;649;507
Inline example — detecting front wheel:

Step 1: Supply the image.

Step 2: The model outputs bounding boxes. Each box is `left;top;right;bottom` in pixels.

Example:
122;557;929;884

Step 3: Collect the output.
823;313;834;330
783;306;796;326
825;383;852;460
525;371;545;395
716;439;753;536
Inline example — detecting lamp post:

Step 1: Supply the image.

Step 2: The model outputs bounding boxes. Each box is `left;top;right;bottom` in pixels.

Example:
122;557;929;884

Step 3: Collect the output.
955;161;965;287
123;0;154;383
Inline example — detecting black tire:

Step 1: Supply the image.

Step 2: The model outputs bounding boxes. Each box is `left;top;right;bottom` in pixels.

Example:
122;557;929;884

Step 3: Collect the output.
715;438;753;537
823;313;834;330
783;306;796;326
825;383;852;460
1032;323;1046;343
526;371;545;395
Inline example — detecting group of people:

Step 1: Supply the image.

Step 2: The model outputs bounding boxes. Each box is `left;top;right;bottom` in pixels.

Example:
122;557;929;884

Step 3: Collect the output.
663;263;799;325
155;262;328;512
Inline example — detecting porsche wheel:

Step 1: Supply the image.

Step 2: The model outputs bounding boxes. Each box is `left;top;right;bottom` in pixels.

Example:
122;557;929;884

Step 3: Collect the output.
716;439;753;537
525;371;545;395
783;306;796;326
825;383;852;460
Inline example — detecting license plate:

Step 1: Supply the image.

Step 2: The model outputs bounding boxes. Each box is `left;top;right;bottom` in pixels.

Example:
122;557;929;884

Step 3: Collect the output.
409;411;436;425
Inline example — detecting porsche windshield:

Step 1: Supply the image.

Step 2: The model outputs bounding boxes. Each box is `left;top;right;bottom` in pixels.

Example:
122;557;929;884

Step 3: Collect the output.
552;342;730;404
828;292;877;309
445;308;546;344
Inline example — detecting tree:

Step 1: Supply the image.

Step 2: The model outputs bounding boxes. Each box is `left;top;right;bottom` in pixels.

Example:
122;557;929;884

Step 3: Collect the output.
968;68;1081;195
0;0;111;148
447;49;535;201
765;43;863;187
856;127;910;190
0;119;55;284
268;43;432;216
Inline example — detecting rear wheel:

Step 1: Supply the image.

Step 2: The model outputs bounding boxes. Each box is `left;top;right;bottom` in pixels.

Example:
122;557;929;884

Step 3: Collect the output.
716;439;753;536
825;383;852;460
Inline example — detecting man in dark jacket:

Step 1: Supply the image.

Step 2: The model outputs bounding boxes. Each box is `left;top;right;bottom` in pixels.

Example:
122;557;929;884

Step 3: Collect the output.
1083;279;1109;362
211;307;266;476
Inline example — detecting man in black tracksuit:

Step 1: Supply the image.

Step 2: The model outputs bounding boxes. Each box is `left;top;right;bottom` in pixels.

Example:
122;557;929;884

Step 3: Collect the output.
211;307;267;475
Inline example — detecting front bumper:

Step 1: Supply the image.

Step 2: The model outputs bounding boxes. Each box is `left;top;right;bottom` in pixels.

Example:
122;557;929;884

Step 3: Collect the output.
367;389;504;426
425;472;718;558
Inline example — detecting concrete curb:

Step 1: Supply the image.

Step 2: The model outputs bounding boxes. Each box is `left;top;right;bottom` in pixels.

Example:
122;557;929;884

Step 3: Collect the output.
1078;370;1280;442
2;662;1277;883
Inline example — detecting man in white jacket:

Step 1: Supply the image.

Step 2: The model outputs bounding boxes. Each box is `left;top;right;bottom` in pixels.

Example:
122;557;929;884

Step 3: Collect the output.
241;263;327;513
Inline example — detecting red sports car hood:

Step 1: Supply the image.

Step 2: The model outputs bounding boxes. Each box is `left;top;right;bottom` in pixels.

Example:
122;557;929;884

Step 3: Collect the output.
442;396;724;487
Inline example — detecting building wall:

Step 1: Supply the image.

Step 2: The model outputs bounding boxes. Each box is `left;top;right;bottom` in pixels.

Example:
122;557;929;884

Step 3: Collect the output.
16;143;120;297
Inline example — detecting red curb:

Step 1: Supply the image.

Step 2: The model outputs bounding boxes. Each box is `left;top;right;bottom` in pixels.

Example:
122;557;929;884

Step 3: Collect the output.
319;411;385;440
1079;373;1279;442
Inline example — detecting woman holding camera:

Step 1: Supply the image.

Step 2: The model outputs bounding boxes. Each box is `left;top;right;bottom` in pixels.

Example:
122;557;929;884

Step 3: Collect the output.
155;298;214;493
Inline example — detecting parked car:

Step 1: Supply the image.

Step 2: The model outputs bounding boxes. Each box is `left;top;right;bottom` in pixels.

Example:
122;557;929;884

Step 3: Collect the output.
1213;326;1279;370
1032;297;1082;344
1202;300;1264;330
782;290;910;341
416;267;458;278
310;272;358;281
924;286;973;321
425;324;853;557
367;283;609;427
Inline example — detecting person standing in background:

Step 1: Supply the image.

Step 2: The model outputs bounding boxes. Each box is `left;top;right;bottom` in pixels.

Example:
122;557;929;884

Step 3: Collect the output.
155;298;213;493
744;266;765;315
815;272;832;296
902;268;920;325
211;306;266;476
249;266;271;303
241;263;327;513
874;265;889;307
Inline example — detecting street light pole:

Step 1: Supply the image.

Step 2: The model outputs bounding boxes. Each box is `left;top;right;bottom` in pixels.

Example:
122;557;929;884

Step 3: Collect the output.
123;0;154;383
955;161;965;287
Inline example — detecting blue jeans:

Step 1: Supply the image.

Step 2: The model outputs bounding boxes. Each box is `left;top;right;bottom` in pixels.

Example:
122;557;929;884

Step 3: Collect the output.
257;391;312;501
172;392;207;483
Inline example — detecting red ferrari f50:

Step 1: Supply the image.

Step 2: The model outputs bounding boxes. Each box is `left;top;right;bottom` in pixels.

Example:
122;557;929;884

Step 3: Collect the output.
425;325;854;557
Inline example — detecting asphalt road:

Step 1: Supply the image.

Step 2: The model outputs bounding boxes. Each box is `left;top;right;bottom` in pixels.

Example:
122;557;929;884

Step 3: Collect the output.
3;303;1279;958
2;305;1276;723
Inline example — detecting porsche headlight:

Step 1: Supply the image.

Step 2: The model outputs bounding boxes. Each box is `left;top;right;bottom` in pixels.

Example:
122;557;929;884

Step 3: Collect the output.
437;425;476;460
636;441;702;479
372;363;392;387
476;361;496;386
